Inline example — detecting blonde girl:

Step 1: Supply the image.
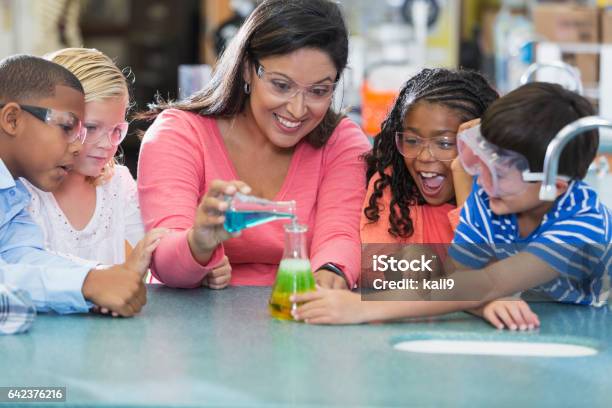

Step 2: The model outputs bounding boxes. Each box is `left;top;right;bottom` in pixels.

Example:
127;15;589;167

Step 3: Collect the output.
22;49;233;286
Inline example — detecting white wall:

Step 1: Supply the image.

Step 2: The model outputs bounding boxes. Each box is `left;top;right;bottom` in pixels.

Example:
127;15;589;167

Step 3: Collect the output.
0;0;41;58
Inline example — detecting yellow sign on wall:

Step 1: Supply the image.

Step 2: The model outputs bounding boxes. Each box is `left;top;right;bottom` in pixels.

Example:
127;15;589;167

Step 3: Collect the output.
425;0;460;68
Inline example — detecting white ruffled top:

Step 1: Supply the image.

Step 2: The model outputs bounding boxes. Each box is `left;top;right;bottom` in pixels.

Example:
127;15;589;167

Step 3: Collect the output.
23;165;145;265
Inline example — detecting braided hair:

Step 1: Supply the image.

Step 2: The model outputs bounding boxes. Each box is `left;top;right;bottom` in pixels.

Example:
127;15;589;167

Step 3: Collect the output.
363;68;499;238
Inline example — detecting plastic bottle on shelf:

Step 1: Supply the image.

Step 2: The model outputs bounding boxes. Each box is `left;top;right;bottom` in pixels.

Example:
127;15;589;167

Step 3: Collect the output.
361;0;427;136
494;0;534;94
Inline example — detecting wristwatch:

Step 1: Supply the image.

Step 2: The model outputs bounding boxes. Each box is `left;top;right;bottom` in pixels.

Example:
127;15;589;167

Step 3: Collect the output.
317;262;348;285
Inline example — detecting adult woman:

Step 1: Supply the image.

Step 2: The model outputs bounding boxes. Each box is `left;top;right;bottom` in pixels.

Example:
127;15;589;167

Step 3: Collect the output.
138;0;370;289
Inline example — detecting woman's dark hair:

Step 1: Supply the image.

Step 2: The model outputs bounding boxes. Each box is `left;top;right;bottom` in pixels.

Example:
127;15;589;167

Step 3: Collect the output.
363;68;498;238
481;82;598;180
138;0;348;148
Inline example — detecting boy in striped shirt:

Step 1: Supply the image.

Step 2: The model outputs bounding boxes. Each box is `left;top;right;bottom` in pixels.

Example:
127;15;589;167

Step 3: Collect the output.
291;83;609;329
450;83;611;328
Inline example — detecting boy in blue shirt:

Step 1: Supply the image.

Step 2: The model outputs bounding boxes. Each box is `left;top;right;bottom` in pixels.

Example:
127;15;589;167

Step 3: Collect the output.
0;54;162;319
291;83;609;329
448;82;611;327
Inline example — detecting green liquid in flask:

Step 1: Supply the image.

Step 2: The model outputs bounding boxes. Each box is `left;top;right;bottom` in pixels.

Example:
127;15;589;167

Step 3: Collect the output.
269;258;316;320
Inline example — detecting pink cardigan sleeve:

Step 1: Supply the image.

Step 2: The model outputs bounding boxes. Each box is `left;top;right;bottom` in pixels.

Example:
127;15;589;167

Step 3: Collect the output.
309;119;371;287
137;110;224;288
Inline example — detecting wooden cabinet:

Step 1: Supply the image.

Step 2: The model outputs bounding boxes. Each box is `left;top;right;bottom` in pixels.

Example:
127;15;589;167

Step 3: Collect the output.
201;0;232;65
81;0;200;173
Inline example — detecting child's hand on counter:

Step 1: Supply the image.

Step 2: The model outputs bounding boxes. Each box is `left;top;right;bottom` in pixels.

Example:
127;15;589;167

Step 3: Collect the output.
291;288;366;324
83;265;147;317
479;297;540;331
125;228;169;274
313;269;348;289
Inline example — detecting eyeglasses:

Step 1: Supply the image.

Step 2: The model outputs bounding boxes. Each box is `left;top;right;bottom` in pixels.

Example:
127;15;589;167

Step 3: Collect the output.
255;63;337;104
84;121;129;146
395;132;458;162
0;103;87;144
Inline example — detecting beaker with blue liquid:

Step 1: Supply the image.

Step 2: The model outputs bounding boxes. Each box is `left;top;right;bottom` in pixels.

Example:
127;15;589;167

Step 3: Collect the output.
223;193;296;233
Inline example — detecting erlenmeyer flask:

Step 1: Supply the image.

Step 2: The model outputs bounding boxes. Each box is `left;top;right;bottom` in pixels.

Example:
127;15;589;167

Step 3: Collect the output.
224;193;296;233
268;223;316;320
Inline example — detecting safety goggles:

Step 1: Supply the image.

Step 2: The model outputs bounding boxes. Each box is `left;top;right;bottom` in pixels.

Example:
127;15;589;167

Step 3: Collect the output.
255;63;337;105
84;121;129;146
457;125;570;197
0;103;87;144
395;132;458;161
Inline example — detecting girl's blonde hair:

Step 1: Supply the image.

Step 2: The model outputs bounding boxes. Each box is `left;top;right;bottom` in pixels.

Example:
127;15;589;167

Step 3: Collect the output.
44;47;130;185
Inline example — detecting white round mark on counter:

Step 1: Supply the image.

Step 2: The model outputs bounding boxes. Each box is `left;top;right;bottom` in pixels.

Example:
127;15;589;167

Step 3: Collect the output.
393;340;597;357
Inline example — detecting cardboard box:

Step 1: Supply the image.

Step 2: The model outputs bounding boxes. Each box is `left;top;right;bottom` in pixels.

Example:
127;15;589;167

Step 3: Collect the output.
603;9;612;43
533;4;599;43
533;5;601;86
564;53;599;86
480;8;498;57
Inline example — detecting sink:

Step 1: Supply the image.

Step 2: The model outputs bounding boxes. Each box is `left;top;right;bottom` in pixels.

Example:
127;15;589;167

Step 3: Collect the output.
391;333;598;358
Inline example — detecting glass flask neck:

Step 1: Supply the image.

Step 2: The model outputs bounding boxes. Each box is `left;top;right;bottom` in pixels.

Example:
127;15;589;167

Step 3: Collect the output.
228;192;296;215
282;223;308;260
223;193;297;233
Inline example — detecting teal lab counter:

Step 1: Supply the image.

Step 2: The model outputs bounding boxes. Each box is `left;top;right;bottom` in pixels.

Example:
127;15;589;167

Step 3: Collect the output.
1;286;611;407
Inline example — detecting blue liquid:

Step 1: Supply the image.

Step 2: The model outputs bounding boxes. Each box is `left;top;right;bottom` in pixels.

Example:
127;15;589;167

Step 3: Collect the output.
224;210;295;233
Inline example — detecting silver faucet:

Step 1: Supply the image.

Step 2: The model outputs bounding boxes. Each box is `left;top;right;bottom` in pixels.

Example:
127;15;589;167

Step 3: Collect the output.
540;116;612;201
520;61;584;95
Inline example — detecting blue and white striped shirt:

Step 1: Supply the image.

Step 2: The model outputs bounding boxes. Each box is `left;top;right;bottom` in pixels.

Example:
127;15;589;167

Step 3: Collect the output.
450;180;612;306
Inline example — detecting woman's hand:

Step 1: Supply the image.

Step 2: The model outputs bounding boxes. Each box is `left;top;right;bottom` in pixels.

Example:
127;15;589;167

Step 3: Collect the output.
188;180;251;263
291;288;366;324
202;256;232;289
